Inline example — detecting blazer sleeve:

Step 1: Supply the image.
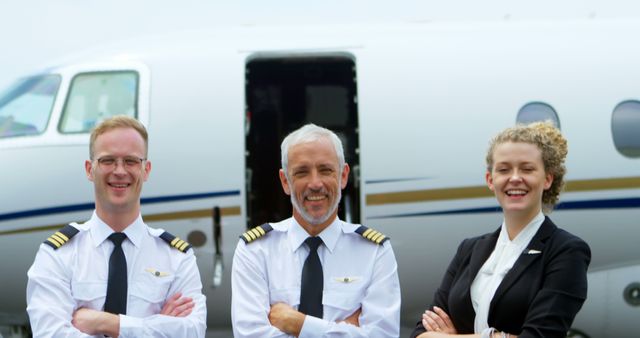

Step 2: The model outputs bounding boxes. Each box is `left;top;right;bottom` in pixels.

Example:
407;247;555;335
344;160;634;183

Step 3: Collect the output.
409;238;473;338
517;234;591;338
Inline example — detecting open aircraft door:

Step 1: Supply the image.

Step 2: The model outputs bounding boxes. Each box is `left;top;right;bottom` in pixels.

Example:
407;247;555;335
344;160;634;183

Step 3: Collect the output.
244;54;361;230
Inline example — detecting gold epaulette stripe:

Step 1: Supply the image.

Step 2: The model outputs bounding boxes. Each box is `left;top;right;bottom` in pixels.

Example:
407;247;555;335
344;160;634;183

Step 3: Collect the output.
43;225;80;250
47;231;72;247
47;237;62;247
54;232;69;241
244;229;260;241
240;223;273;244
49;235;63;245
371;232;383;242
159;231;191;253
355;225;389;245
363;228;373;238
170;237;189;250
252;227;263;238
247;229;257;240
50;234;64;245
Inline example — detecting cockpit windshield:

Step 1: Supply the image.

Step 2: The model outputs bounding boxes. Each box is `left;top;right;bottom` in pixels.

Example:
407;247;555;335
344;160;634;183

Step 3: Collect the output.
0;74;61;138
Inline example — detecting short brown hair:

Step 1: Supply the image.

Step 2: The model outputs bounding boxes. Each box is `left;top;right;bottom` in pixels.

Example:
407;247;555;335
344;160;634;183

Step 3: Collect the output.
486;121;568;212
89;115;148;159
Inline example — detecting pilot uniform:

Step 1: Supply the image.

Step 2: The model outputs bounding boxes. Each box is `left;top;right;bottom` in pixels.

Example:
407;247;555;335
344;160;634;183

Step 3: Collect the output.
231;217;401;338
26;211;207;338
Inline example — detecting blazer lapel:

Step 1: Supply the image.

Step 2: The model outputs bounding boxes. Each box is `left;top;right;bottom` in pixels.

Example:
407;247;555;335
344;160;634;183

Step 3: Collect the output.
490;217;557;309
456;227;499;326
467;228;500;285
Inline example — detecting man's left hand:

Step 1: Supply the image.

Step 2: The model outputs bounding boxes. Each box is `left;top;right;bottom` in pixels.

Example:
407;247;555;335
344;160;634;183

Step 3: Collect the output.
269;303;305;336
72;308;119;337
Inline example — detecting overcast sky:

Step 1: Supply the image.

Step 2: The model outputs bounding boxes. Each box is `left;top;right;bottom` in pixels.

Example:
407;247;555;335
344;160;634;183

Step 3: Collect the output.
1;0;639;89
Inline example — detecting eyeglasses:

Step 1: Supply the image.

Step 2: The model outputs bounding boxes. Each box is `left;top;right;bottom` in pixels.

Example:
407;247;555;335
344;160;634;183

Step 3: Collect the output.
94;156;146;171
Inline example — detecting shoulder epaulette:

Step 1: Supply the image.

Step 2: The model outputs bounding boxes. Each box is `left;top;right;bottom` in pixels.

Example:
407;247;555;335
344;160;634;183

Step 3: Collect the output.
159;232;192;253
355;225;389;245
44;225;79;250
240;223;273;244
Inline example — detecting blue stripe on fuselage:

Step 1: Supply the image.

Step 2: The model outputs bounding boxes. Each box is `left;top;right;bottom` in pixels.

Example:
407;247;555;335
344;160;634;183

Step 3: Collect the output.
0;190;240;222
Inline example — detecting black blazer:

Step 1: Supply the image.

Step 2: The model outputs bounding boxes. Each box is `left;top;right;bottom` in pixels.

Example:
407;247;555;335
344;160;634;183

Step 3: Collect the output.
410;217;590;338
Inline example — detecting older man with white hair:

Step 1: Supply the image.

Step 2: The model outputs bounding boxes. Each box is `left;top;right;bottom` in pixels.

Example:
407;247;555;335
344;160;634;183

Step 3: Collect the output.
231;123;400;337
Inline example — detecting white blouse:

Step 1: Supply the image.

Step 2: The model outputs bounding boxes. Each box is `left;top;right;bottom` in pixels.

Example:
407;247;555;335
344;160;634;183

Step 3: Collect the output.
470;211;544;333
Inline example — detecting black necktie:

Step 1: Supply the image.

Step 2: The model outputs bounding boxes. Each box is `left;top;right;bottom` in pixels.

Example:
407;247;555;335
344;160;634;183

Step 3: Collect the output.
104;232;128;315
299;236;324;318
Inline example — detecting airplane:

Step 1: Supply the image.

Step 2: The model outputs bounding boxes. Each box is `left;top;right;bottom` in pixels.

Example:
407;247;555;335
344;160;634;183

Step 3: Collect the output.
1;17;639;338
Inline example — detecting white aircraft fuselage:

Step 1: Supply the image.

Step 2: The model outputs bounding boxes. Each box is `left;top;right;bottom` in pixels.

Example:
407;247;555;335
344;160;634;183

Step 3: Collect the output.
1;20;639;337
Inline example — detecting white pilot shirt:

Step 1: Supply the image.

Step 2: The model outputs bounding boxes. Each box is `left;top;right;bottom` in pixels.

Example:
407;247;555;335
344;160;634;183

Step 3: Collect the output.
26;211;207;338
470;211;544;333
231;217;401;338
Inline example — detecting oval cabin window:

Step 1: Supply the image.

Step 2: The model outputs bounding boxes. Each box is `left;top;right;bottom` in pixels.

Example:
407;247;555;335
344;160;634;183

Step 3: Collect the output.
516;102;560;129
612;100;640;158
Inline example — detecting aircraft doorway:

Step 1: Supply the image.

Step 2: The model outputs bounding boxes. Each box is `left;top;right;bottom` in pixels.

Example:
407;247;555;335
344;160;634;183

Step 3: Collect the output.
245;55;360;229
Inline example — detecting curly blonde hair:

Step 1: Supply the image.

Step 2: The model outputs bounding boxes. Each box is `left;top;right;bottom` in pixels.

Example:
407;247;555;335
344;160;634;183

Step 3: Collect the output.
486;121;568;212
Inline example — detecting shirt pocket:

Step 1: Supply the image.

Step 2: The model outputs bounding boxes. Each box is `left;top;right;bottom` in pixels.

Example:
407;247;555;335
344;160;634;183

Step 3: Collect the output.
129;270;175;314
269;287;300;307
71;281;106;310
323;290;362;314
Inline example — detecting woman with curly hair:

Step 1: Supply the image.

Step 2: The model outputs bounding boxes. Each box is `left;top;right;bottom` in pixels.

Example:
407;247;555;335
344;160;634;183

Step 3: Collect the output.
410;122;591;338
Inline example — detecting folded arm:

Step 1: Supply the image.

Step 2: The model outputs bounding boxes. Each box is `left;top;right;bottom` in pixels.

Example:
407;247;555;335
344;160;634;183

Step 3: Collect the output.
118;251;207;338
296;241;401;338
27;245;94;338
231;241;293;337
28;242;206;338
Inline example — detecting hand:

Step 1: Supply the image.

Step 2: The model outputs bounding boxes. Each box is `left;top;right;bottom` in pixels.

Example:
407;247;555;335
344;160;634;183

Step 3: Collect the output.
161;292;195;317
269;303;305;336
422;306;457;334
72;308;119;337
341;308;361;326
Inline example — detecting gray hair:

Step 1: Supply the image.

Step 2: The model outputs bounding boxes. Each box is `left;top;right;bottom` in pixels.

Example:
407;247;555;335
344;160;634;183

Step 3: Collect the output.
280;124;345;177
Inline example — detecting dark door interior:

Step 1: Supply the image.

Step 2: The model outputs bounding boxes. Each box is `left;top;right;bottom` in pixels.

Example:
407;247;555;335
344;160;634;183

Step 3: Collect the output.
245;55;360;229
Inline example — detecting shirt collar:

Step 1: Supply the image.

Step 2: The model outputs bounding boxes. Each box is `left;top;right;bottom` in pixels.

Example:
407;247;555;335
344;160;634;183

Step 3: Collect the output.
89;211;145;248
288;216;341;254
499;210;545;247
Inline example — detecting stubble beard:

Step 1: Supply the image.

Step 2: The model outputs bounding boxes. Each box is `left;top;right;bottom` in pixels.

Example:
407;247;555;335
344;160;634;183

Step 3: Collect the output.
290;179;342;226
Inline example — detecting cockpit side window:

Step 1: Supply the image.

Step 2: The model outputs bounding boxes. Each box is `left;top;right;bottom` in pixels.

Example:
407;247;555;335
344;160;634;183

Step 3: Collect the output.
0;75;61;138
59;71;138;133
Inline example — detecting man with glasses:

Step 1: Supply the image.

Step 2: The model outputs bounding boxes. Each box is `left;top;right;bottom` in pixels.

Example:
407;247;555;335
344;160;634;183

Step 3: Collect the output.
26;115;206;337
231;124;401;337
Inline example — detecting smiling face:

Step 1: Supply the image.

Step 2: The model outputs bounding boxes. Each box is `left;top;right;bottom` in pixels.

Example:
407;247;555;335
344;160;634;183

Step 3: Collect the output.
279;137;349;235
486;141;553;223
85;127;151;223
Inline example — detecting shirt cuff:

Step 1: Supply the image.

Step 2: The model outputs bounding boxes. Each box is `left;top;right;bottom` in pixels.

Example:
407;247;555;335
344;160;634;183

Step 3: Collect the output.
118;314;143;338
299;315;329;338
